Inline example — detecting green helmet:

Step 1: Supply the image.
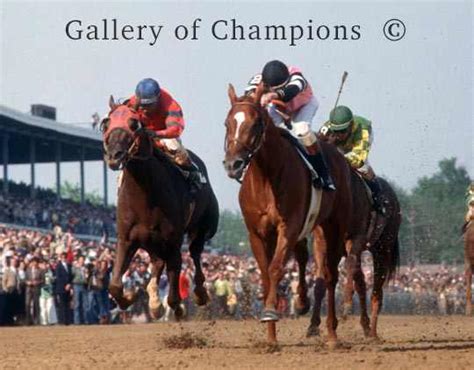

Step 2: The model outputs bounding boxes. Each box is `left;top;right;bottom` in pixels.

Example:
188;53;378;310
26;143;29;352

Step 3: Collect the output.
329;106;353;131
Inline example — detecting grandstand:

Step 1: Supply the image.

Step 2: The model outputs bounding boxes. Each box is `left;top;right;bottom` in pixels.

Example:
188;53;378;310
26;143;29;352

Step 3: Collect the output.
0;104;108;205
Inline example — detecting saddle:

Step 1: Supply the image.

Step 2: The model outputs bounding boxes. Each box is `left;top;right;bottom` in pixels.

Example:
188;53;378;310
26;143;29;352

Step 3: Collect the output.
152;145;207;194
280;130;320;183
352;169;374;207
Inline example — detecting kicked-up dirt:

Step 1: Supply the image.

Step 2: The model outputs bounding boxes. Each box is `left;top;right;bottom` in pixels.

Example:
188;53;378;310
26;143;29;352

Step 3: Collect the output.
0;315;473;369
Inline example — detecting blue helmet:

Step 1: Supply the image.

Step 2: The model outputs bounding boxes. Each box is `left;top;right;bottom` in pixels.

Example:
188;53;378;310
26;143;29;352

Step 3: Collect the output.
135;78;161;105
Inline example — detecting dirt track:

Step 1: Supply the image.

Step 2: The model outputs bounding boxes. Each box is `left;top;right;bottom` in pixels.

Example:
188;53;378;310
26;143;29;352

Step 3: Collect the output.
1;315;473;369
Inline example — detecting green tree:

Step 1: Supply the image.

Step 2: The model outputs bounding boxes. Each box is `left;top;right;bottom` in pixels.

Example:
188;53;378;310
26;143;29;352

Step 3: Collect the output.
60;181;103;206
407;158;470;264
212;209;249;254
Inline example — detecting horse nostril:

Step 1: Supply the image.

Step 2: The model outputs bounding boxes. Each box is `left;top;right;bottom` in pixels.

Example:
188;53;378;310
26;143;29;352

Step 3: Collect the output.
233;159;244;171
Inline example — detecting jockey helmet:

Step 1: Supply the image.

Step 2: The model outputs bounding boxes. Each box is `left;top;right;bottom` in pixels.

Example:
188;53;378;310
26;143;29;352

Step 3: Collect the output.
262;60;290;88
328;106;353;131
135;78;161;105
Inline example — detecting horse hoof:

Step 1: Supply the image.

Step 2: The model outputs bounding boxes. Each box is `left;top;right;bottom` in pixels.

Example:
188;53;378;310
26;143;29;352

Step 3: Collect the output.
174;305;185;320
306;326;320;338
150;304;165;320
260;310;280;322
116;298;133;311
367;335;383;344
295;300;311;316
327;340;338;351
193;288;210;306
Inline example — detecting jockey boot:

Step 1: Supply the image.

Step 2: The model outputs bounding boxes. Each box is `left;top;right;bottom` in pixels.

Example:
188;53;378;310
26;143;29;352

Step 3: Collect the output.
305;144;336;191
187;162;205;194
173;149;205;194
365;178;386;215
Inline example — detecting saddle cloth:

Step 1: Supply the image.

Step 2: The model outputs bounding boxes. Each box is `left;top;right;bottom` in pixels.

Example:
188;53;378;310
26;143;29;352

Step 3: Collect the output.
280;131;323;241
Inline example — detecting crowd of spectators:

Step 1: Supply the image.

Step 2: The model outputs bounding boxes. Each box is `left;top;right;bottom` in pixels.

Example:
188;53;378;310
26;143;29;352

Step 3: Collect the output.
0;223;469;327
0;180;115;237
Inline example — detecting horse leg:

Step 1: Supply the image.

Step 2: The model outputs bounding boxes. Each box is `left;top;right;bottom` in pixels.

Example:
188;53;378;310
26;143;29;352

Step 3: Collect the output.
323;225;343;349
351;252;371;337
307;233;327;337
248;233;273;342
294;238;310;315
342;240;354;320
326;253;340;348
109;239;138;310
147;257;165;319
263;229;294;343
466;264;472;316
370;253;386;338
166;247;184;320
189;231;209;306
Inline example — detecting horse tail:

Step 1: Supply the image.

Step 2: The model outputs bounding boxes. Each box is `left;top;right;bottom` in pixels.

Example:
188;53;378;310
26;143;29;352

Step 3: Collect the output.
387;235;400;282
204;191;219;241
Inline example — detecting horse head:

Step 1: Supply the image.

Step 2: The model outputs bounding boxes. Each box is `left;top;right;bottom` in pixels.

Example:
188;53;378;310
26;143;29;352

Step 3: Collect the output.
101;96;152;170
223;83;268;180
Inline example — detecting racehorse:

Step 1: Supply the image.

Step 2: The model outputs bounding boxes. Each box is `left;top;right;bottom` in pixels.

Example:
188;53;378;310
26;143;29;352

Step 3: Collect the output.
464;220;474;315
101;97;219;319
307;168;401;339
223;84;352;345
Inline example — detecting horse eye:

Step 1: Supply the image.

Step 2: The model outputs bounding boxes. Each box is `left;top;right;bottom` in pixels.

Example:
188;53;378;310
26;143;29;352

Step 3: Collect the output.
99;118;110;132
128;118;141;131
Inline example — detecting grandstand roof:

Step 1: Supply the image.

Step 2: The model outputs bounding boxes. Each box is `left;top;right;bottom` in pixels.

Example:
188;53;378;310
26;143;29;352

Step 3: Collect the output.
0;104;103;164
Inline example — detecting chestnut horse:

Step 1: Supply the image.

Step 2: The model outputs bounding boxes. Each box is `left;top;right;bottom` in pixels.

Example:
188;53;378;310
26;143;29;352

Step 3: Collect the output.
307;172;400;339
464;220;474;315
102;98;218;319
223;84;352;345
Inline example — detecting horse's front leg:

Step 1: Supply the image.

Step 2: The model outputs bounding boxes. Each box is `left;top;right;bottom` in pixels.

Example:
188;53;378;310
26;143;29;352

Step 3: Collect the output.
315;224;342;349
189;231;209;306
147;256;166;319
166;245;184;320
247;233;273;341
109;238;138;310
351;251;371;337
294;238;310;315
307;227;327;337
263;226;295;343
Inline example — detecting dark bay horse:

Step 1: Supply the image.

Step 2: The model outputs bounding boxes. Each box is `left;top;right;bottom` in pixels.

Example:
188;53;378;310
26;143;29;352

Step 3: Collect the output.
223;84;352;345
307;170;401;339
464;220;474;315
101;98;218;319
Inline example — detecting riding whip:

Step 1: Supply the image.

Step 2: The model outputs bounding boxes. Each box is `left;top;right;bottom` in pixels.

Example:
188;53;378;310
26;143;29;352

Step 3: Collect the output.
334;71;348;108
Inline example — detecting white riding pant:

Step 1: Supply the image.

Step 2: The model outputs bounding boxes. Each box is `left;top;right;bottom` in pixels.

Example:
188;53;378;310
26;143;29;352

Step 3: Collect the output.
267;95;319;147
357;160;371;176
161;138;185;153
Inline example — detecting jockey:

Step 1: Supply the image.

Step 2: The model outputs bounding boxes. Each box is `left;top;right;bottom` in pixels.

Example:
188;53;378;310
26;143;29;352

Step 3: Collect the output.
245;60;335;191
320;105;385;214
126;78;203;191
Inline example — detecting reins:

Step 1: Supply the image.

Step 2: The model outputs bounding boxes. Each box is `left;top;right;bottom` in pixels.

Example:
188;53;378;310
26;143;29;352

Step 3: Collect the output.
225;101;267;178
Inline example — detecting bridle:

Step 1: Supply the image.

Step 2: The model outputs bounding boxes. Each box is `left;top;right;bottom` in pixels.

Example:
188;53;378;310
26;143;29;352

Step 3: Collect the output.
225;101;266;168
102;106;154;170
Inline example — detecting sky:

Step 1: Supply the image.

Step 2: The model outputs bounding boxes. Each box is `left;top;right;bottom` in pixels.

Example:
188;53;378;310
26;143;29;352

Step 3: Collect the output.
0;0;472;210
